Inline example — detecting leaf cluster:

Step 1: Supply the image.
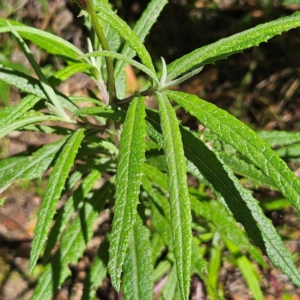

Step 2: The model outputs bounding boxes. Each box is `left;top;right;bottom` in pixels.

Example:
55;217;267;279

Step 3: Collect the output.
1;1;300;299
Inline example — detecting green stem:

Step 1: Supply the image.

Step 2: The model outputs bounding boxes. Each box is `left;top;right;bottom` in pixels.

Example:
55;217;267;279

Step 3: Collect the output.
86;0;116;105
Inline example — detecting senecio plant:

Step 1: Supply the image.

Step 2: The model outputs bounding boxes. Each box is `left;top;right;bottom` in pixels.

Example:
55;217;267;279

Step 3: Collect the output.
1;0;300;299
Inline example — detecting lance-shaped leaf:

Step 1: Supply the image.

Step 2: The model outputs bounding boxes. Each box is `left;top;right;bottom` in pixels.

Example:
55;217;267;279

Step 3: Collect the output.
114;0;168;96
0;136;69;193
81;51;160;85
72;106;126;122
42;169;102;264
275;143;300;159
165;90;300;212
161;265;178;300
0;114;61;139
225;239;264;300
166;12;300;81
219;153;277;189
0;94;41;128
48;63;94;87
142;175;173;252
0;18;85;61
145;109;300;285
31;182;113;299
94;4;155;74
156;92;192;300
207;232;222;299
0;67;78;113
82;236;110;300
164;92;300;285
258;130;300;148
30;128;85;271
151;233;165;266
122;217;153;300
108;97;147;291
8;22;73;122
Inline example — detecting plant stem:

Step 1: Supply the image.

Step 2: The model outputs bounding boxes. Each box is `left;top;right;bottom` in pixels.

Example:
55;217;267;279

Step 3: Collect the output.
86;0;116;105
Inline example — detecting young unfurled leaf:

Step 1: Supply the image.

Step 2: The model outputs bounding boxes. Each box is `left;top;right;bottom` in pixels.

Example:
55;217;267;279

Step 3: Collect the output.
156;92;192;300
108;97;147;291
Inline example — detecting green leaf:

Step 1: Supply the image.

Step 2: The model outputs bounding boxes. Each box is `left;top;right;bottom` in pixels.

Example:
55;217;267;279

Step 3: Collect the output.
151;233;165;265
30;128;85;271
258;130;300;148
260;197;291;211
187;153;300;287
145;107;300;286
0;136;69;193
48;63;94;87
95;4;155;74
154;260;172;283
7;22;73;122
275;143;300;159
122;217;153;300
81;50;159;86
161;265;178;300
83;236;110;300
142;176;171;224
0;18;85;61
0;67;78;113
150;200;173;252
225;239;264;300
156;92;192;300
0;114;61;139
0;94;41;127
165;90;300;212
207;232;222;300
142;176;173;252
72;106;126;122
283;0;300;5
31;182;113;299
219;152;277;189
108;97;147;290
114;0;168;96
43;169;102;264
166;12;300;81
190;197;265;267
116;0;167;69
190;239;207;279
160;66;203;91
